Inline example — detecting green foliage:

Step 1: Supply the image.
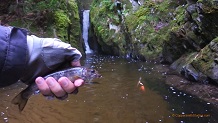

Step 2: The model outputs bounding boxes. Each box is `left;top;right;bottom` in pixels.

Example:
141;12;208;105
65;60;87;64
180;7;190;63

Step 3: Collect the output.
23;0;60;14
54;10;71;29
125;6;149;30
172;5;186;25
91;0;121;42
68;0;79;19
53;9;72;44
7;0;81;49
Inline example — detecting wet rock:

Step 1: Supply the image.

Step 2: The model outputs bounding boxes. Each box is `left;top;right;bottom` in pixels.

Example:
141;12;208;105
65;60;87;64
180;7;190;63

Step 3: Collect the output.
191;38;218;85
181;64;199;81
162;0;218;64
170;52;209;84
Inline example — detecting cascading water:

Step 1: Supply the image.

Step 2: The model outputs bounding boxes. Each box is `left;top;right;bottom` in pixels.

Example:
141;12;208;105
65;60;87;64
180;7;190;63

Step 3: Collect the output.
82;10;93;54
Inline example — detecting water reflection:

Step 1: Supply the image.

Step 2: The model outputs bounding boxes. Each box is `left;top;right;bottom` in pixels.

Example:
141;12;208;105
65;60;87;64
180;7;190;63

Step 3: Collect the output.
0;55;217;123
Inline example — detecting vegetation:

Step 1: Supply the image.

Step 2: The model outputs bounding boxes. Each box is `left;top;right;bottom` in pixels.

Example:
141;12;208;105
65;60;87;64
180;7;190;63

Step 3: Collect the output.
0;0;81;48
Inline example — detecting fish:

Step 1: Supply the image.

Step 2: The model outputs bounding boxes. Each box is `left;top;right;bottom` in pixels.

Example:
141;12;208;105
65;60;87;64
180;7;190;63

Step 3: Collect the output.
12;67;101;111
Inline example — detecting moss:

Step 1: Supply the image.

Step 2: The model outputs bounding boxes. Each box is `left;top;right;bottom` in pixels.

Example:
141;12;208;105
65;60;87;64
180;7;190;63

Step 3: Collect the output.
54;10;71;29
125;3;157;31
173;5;186;25
8;19;23;27
192;37;218;73
54;10;71;41
68;0;80;19
7;0;81;49
52;0;81;49
90;0;123;48
197;0;218;13
67;0;81;49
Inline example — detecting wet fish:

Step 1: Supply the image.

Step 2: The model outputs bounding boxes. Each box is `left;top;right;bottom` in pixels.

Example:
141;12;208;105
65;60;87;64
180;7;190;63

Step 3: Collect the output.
12;67;101;111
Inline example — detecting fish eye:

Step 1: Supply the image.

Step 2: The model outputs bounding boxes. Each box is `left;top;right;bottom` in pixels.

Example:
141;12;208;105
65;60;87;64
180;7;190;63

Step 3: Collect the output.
91;70;95;73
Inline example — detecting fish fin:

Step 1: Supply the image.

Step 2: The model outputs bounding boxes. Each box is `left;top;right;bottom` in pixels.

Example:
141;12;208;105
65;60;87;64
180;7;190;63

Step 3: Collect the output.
11;91;28;111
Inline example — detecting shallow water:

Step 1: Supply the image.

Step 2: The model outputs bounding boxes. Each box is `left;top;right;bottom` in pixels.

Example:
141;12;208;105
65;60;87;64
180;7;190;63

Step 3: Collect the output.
0;55;218;123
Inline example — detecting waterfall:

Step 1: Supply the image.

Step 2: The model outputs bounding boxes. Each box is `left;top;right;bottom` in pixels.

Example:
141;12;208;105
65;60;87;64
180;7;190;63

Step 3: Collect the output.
82;10;93;54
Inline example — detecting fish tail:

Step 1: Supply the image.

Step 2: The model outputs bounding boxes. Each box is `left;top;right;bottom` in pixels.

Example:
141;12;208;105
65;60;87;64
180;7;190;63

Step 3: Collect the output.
11;91;29;111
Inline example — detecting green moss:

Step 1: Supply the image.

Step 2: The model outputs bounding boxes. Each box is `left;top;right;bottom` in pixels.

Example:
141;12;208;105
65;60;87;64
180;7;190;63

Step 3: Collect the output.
125;4;155;31
8;19;23;27
68;0;80;20
67;0;81;49
54;10;71;29
174;6;186;24
54;10;71;40
191;37;218;75
7;0;81;49
90;0;123;48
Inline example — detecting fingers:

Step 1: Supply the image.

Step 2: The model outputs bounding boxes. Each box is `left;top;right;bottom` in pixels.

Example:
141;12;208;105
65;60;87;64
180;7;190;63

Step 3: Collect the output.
58;77;77;93
35;77;51;95
74;79;84;87
35;77;84;99
46;77;66;97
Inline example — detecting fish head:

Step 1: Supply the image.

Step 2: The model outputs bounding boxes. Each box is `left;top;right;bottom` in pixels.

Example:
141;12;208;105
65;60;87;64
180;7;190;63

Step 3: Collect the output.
82;68;101;82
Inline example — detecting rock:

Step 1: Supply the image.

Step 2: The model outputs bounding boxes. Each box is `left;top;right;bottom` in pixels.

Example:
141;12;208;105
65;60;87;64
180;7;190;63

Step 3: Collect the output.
170;52;209;84
191;38;218;84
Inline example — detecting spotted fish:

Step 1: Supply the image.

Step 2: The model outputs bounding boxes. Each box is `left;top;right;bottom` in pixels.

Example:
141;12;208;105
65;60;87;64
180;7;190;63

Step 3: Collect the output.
12;67;101;111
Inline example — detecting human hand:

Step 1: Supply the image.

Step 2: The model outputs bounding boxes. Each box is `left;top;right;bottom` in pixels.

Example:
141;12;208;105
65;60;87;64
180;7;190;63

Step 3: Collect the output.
35;60;84;99
35;77;84;99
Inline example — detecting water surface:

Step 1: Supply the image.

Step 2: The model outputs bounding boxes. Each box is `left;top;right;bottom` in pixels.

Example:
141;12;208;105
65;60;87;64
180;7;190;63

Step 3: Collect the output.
0;55;217;123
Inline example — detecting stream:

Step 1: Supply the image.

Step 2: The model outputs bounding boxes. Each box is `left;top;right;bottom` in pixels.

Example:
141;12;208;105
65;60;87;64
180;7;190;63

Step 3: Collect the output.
0;1;217;122
0;55;218;123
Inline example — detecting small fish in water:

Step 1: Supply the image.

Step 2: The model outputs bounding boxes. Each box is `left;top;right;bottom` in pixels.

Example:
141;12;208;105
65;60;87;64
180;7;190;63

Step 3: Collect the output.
12;67;101;111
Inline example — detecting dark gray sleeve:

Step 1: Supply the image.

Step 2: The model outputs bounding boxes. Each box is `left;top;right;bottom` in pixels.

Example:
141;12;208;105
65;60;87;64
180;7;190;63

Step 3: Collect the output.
20;35;82;85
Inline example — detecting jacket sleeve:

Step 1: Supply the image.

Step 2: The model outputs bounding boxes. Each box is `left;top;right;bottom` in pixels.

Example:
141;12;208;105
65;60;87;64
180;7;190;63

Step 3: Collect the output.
0;26;28;87
20;35;82;85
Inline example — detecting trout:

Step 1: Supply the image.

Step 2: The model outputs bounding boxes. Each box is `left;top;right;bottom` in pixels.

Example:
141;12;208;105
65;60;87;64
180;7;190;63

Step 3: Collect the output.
12;67;101;111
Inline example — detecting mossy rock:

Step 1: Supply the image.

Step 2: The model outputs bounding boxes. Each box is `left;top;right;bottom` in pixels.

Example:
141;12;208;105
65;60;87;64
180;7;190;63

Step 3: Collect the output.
54;10;71;40
90;0;127;55
191;37;218;84
53;0;81;50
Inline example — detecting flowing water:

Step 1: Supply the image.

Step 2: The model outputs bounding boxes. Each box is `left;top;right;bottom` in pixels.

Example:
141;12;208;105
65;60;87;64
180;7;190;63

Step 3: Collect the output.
0;55;218;123
82;10;93;54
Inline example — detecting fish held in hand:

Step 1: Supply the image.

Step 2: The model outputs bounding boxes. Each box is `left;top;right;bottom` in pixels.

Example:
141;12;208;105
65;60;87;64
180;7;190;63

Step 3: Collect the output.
12;67;101;111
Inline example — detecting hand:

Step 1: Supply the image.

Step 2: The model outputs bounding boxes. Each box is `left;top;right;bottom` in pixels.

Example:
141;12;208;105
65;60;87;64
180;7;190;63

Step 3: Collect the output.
35;61;84;99
35;77;84;99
